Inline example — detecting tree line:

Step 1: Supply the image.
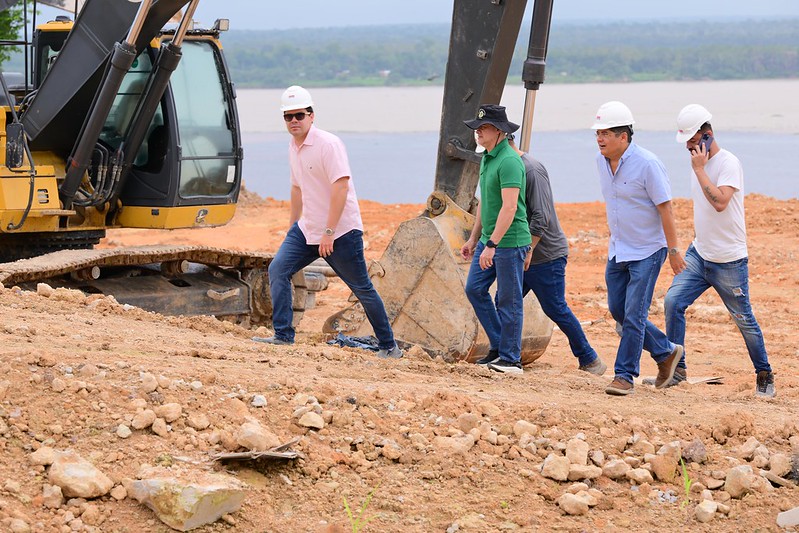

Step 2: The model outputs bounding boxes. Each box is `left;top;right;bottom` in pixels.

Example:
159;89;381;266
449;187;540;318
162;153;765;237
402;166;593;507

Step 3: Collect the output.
221;19;799;88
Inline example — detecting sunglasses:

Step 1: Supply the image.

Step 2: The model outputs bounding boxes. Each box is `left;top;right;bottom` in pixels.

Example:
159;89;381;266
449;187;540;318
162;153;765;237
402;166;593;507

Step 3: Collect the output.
283;111;311;122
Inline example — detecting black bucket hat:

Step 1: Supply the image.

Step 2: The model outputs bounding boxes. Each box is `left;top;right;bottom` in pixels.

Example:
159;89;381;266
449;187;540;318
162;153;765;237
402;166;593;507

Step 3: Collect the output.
464;104;520;134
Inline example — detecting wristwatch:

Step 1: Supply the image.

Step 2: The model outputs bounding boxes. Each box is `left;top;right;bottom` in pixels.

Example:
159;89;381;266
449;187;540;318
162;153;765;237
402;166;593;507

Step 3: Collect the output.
486;239;497;249
324;227;335;236
668;247;679;256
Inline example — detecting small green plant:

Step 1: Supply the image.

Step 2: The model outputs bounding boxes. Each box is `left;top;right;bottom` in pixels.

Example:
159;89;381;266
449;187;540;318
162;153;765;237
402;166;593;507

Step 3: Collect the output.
343;484;379;533
500;500;509;509
680;457;693;507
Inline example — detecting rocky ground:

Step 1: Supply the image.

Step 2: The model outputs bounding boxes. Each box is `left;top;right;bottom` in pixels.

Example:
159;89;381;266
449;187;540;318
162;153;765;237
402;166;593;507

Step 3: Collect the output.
1;192;798;532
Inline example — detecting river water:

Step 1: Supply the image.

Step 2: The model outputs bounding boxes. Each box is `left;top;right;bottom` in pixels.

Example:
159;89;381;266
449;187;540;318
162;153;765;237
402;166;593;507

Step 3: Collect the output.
237;81;799;203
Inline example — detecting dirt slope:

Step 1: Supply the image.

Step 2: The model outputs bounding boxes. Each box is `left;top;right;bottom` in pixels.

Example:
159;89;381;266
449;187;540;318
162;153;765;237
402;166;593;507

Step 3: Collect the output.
1;192;797;532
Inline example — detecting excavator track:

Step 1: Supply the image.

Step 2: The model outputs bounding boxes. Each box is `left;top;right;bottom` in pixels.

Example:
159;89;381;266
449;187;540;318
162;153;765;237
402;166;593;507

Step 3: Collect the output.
0;245;320;328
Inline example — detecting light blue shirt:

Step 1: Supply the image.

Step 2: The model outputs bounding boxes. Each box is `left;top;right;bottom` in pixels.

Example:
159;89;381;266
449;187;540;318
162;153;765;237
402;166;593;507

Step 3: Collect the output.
596;142;672;262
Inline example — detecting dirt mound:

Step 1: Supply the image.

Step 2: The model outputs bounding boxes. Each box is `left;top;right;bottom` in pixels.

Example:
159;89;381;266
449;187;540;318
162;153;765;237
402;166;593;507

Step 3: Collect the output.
1;195;797;532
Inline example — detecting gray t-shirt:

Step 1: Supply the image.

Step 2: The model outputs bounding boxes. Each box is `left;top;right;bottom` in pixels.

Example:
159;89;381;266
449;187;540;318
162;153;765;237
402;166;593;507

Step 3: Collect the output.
522;153;569;264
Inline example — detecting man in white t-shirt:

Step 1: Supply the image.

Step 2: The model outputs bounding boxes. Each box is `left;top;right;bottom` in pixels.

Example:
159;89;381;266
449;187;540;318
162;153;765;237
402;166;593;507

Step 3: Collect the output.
664;104;774;398
253;86;401;359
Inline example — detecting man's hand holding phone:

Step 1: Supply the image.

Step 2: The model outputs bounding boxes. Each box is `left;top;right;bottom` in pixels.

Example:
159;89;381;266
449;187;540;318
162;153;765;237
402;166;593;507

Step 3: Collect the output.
691;133;712;171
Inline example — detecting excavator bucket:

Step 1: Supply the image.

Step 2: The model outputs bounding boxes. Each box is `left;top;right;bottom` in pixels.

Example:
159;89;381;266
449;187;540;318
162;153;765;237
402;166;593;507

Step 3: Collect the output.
324;193;552;364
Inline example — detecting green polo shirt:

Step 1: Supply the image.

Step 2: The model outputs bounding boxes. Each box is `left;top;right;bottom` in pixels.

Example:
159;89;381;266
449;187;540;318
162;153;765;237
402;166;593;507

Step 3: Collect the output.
479;139;532;248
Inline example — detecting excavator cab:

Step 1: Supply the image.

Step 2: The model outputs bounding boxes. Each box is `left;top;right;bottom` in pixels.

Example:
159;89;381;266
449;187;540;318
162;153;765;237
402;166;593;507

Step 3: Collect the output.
102;33;242;228
0;0;242;259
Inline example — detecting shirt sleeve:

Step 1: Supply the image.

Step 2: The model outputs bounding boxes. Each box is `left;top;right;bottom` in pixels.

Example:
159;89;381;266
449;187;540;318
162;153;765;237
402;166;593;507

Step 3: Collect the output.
526;164;549;237
498;157;525;189
716;156;743;191
321;137;352;184
644;158;672;206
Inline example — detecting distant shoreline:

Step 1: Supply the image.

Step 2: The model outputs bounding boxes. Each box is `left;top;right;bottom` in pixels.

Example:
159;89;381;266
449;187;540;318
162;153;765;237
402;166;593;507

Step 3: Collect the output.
239;78;799;135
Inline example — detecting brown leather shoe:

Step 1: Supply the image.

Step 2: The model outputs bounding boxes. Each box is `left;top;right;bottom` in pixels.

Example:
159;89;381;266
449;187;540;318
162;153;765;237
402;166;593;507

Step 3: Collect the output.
655;345;684;389
605;377;634;396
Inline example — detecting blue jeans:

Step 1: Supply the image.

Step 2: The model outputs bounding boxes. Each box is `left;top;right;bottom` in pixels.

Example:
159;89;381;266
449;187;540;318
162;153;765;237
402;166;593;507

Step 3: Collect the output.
664;244;771;373
523;256;599;367
268;224;395;349
464;241;529;364
606;248;675;384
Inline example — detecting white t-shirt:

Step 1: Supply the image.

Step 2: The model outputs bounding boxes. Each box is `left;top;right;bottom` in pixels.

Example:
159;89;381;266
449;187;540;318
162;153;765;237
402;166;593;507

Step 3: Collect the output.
691;148;748;263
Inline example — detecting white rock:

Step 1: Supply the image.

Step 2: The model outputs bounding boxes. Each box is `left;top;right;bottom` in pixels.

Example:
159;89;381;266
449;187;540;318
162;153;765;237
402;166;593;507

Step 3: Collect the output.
186;413;211;431
556;493;589;515
433;434;475;455
777;506;799;528
590;450;605;467
541;454;570;481
48;451;113;498
602;459;631;480
110;485;127;501
568;464;603;481
457;413;480;433
769;453;792;477
129;469;247;531
725;465;756;499
250;395;267;408
140;373;158;393
513;420;538;438
298;412;325;430
565;438;590;466
152;418;169;437
695;499;718;523
235;421;281;451
574;490;598;507
738;437;759;460
116;425;132;439
626;468;654;485
30;446;58;466
42;483;63;509
132;409;157;430
154;403;183;423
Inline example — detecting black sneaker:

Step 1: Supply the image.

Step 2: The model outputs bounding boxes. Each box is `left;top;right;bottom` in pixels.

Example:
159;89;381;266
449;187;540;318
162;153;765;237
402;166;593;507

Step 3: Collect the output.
487;360;523;375
475;349;499;366
755;370;776;398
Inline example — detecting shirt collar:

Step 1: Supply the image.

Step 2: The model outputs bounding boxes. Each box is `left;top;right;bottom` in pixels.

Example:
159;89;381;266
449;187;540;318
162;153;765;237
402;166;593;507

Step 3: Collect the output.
484;138;509;158
292;124;317;149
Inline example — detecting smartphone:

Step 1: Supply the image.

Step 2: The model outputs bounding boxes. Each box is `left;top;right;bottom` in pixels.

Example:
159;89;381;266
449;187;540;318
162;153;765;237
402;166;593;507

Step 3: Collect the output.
699;132;714;152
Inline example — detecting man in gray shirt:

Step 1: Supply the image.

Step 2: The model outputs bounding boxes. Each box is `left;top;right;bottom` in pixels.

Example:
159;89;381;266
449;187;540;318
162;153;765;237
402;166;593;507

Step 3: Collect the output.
508;135;606;375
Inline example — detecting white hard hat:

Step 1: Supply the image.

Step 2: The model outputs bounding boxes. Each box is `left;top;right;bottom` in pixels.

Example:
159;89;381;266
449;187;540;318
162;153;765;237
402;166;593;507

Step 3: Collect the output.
280;85;314;112
675;104;712;142
591;101;635;130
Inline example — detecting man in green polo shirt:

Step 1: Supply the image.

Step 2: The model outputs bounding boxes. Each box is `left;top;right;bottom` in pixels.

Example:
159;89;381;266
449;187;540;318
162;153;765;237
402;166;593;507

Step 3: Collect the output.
460;105;532;375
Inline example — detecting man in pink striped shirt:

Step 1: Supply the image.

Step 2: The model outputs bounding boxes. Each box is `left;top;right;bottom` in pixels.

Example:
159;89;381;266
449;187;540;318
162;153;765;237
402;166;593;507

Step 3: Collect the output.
253;86;401;359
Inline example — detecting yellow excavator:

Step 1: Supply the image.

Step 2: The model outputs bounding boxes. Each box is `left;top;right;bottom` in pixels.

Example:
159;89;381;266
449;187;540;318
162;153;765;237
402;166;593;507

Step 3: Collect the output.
1;0;555;358
325;0;556;364
0;0;318;326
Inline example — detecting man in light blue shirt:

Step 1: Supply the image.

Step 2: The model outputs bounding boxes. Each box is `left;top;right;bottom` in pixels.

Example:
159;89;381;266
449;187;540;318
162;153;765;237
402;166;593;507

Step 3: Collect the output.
591;101;686;396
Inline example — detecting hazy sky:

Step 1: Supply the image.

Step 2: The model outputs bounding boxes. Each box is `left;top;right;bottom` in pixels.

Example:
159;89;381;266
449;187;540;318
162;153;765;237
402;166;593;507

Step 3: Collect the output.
34;0;799;31
191;0;797;30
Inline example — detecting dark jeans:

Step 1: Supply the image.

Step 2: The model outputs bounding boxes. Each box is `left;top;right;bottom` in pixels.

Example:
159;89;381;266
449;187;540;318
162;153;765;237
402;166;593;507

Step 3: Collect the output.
605;248;675;384
664;244;771;373
268;223;395;349
464;241;529;364
523;256;598;367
